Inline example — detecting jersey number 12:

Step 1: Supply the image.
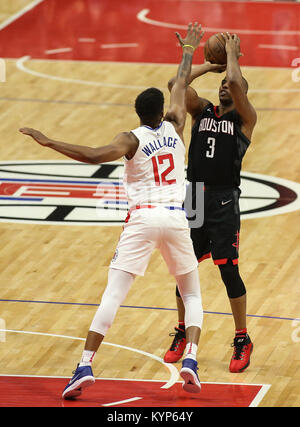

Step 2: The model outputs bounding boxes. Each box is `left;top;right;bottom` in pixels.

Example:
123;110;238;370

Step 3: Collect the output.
151;154;176;186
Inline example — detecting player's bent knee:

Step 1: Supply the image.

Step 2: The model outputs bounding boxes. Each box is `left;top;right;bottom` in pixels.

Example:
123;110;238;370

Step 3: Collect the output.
218;261;246;299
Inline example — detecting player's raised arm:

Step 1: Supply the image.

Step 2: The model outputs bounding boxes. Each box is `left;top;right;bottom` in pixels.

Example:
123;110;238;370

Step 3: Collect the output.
168;62;226;126
19;127;138;164
164;23;204;139
222;32;257;140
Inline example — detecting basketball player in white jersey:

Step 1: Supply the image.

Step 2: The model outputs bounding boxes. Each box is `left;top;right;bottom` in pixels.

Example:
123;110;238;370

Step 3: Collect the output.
20;23;205;398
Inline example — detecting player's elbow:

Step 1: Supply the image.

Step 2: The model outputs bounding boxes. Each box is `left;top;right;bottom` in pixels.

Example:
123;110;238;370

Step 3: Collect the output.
173;78;188;91
93;145;123;164
86;148;101;164
83;147;106;164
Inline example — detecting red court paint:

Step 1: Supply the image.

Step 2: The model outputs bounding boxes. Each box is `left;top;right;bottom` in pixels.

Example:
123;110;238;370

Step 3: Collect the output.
0;376;268;407
0;0;299;67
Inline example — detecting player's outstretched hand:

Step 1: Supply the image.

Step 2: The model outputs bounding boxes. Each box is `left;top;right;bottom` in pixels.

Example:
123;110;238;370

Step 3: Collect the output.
175;22;205;52
19;128;50;146
222;32;243;59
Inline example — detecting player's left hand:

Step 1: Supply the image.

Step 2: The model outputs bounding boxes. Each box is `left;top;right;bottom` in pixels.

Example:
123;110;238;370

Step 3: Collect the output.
222;32;243;59
204;61;226;73
19;128;50;146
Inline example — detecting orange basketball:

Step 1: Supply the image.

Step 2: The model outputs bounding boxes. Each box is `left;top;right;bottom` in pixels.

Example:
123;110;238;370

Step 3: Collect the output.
204;33;227;65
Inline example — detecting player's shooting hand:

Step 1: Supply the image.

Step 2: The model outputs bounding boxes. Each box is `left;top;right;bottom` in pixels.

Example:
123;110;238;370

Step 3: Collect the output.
19;128;50;146
222;32;243;59
204;61;226;73
175;22;205;52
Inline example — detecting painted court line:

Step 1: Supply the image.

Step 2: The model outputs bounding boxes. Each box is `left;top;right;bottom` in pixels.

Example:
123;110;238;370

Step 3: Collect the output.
0;0;45;31
1;96;300;112
0;298;299;322
16;56;147;90
15;56;300;94
137;8;300;36
78;38;96;43
249;384;272;407
102;397;143;407
258;44;298;51
0;373;271;407
100;43;139;49
45;48;73;55
0;328;179;390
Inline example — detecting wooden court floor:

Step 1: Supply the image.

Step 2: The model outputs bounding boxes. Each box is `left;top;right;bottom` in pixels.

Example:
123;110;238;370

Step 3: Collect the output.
0;0;299;408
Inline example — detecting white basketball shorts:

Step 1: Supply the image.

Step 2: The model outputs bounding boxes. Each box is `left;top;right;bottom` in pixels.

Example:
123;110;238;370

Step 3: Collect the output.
110;206;198;276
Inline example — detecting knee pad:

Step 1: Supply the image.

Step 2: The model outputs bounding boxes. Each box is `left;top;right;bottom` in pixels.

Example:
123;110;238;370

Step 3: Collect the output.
89;269;135;336
218;261;246;299
176;285;181;298
175;269;203;329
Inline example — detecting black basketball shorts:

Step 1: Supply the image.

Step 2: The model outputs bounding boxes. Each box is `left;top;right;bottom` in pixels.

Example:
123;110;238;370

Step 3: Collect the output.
190;187;241;265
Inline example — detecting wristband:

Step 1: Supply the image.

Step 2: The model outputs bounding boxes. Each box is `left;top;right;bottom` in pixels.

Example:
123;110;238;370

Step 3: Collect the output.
182;44;195;51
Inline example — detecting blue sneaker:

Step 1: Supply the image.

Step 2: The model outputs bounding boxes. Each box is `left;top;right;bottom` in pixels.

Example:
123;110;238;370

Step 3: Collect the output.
62;364;95;399
180;358;201;393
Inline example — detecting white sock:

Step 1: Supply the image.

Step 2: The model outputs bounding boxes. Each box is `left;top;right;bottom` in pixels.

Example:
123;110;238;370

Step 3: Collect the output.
79;350;95;367
184;342;198;361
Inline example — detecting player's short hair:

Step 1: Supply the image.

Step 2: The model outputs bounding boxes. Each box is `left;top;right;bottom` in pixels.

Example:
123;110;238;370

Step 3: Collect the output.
135;87;164;122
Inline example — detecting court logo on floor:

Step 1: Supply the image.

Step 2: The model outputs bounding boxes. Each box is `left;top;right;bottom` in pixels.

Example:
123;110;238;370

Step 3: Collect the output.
0;161;298;225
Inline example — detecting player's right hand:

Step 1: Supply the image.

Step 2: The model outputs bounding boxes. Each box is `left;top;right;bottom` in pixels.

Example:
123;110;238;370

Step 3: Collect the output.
19;128;50;146
222;33;243;59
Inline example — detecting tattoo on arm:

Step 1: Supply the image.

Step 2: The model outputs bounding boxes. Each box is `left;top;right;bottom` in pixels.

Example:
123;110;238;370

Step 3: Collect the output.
177;52;193;84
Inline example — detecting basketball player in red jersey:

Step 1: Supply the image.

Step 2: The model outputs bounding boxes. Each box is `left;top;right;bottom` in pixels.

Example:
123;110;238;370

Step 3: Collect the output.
165;32;257;373
20;23;206;397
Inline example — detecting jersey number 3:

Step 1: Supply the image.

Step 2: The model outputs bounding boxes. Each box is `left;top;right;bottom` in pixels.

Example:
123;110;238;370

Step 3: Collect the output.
152;154;176;186
206;137;216;158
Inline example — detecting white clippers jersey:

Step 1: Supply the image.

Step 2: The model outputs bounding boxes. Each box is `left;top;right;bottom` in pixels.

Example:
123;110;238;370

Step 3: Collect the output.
123;121;186;208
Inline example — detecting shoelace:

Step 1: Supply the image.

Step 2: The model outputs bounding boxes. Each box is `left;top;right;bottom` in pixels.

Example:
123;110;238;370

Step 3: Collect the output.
231;337;249;360
169;327;185;351
72;363;80;375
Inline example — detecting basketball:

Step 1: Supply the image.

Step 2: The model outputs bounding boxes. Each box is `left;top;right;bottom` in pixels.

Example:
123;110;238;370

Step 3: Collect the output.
204;33;227;65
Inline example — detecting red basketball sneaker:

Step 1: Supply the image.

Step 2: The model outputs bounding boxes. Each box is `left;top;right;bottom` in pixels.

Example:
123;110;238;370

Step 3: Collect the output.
229;334;253;373
164;326;186;363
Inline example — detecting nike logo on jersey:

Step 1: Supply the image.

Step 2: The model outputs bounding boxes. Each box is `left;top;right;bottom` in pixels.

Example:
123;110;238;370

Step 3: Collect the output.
221;199;232;205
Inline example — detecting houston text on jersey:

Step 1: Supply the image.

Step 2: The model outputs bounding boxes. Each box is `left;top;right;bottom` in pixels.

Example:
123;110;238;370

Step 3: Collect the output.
198;118;234;135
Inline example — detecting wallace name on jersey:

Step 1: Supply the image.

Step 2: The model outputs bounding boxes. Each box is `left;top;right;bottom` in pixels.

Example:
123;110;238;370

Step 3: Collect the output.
141;136;178;157
198;117;234;135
